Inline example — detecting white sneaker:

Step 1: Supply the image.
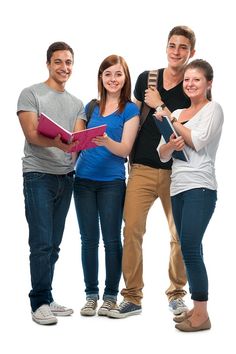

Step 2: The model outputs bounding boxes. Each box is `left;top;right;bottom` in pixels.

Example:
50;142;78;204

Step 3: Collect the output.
50;301;73;316
32;304;57;325
169;298;188;315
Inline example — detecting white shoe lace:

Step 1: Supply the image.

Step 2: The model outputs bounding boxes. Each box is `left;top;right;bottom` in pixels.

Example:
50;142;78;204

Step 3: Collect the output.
50;301;65;310
176;298;187;307
119;300;129;310
37;304;54;318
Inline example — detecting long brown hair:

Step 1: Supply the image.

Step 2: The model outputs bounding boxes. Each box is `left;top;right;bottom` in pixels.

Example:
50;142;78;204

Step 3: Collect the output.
97;55;131;115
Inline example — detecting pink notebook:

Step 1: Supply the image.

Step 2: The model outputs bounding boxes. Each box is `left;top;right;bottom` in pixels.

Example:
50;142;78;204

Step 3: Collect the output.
37;112;107;152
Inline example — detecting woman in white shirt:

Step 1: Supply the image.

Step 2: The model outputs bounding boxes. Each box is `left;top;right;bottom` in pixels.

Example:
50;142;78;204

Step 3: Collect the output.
155;59;224;332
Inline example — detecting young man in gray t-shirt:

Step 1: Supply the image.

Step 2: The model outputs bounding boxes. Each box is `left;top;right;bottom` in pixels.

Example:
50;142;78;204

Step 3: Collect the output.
17;41;86;325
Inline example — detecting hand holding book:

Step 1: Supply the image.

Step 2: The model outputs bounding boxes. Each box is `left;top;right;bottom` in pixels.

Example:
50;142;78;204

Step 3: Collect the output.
37;112;107;153
153;113;189;161
168;133;186;153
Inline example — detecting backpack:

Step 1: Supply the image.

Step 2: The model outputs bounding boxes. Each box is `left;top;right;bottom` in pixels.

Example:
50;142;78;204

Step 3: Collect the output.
128;69;159;167
86;98;98;126
74;99;98;161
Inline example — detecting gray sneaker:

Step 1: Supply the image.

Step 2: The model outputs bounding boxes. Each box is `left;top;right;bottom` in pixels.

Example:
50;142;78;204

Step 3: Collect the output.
169;298;188;315
80;299;97;316
32;304;58;325
108;300;142;319
50;301;73;316
98;300;117;316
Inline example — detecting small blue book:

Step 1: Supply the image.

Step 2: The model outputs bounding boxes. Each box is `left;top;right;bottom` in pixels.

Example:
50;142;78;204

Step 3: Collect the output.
153;115;189;162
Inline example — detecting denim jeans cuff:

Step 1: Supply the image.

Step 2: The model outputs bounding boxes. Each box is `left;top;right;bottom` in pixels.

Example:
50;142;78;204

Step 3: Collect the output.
103;295;117;302
86;294;99;301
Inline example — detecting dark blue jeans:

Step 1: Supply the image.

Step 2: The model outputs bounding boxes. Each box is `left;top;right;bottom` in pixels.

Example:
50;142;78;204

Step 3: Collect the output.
23;172;74;312
171;188;217;301
73;177;125;301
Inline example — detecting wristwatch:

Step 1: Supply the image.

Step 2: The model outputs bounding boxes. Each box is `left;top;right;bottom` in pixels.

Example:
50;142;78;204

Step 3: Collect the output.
171;117;177;124
155;103;166;112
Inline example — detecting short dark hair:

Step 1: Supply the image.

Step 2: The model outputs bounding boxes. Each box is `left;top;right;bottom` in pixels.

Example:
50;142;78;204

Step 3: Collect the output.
46;42;74;63
168;26;196;50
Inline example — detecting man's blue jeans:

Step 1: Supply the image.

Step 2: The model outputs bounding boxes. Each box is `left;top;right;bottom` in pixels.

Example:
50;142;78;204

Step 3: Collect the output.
171;188;217;301
23;172;74;312
73;177;125;301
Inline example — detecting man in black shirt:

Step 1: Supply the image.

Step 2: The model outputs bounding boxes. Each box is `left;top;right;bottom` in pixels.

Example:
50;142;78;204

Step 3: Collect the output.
109;26;196;319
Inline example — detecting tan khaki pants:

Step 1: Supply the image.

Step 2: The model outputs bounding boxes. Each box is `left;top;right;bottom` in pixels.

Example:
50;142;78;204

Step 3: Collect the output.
121;164;187;305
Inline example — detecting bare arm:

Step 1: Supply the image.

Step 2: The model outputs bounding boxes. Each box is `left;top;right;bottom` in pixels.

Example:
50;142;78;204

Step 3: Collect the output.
172;121;195;149
154;110;195;149
159;134;186;161
92;115;140;158
70;117;87;162
18;111;79;153
73;118;86;132
133;97;142;109
144;87;171;116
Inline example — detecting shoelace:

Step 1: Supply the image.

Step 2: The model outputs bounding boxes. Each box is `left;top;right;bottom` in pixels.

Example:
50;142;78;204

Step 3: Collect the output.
83;299;97;309
101;300;115;309
38;305;53;316
175;299;185;306
119;300;129;310
51;302;64;310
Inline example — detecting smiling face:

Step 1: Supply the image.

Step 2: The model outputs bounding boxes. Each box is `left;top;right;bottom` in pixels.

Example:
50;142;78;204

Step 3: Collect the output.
166;35;195;70
183;68;212;100
46;50;73;90
101;63;126;95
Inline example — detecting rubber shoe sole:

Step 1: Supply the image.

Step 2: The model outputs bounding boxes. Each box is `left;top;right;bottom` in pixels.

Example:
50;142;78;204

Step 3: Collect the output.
32;314;58;325
108;308;142;319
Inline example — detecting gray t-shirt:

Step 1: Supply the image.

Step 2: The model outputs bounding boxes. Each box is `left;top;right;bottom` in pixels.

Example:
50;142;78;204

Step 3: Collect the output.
17;83;86;174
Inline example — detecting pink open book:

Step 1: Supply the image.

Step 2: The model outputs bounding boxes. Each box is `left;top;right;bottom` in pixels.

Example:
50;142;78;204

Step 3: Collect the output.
37;112;107;153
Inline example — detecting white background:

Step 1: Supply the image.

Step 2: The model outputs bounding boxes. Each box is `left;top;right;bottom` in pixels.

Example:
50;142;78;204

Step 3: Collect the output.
1;0;234;353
